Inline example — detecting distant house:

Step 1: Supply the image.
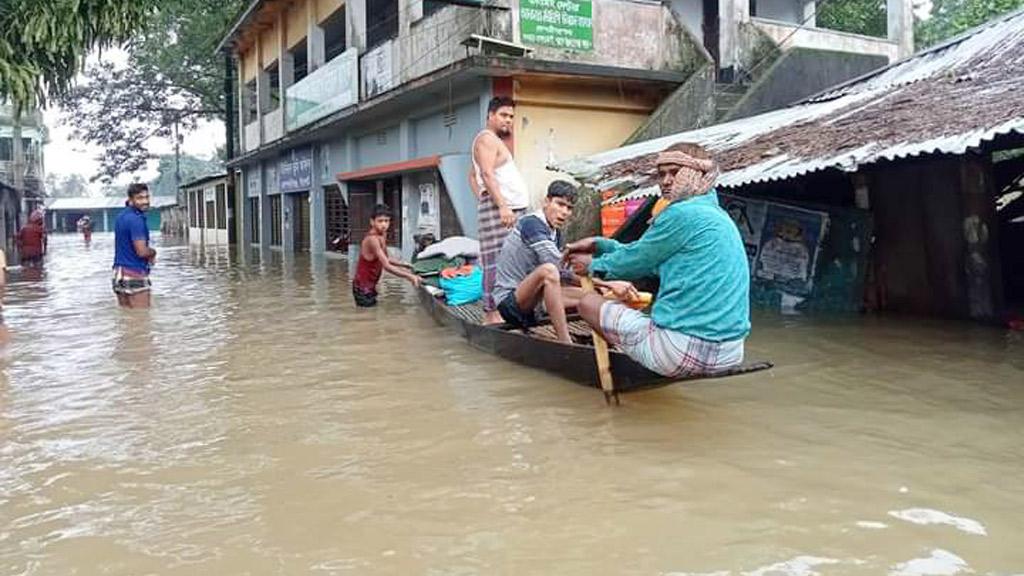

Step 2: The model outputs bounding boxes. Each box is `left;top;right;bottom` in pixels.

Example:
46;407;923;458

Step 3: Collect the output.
180;173;231;245
565;9;1024;322
45;197;179;233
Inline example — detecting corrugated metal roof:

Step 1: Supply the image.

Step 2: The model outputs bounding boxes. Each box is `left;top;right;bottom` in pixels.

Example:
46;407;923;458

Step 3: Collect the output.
563;8;1024;199
45;197;178;211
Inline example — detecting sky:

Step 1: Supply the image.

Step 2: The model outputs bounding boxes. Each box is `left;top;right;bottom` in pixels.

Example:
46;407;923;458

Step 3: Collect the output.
42;49;225;194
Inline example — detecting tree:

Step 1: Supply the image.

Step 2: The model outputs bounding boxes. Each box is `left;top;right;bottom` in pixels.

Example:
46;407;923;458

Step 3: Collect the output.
44;173;91;198
916;0;1024;47
816;0;887;38
0;1;154;110
60;0;244;182
147;153;223;198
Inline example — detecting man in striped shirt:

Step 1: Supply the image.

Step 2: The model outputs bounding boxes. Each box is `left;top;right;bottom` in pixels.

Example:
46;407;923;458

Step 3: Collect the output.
493;181;637;343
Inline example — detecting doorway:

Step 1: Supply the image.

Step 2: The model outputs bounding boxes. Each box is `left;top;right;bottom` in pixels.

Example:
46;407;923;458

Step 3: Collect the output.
293;192;311;252
703;0;720;71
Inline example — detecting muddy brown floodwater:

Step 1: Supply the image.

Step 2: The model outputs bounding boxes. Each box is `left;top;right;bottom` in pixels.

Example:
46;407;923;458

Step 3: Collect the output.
1;233;1022;575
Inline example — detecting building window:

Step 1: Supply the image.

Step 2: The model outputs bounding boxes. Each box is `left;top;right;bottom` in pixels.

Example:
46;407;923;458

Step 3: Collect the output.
367;0;398;50
0;137;12;161
249;197;261;243
244;79;258;123
270;195;283;245
264;62;281;112
423;0;447;19
216;184;228;230
322;7;347;62
325;186;349;251
291;40;309;83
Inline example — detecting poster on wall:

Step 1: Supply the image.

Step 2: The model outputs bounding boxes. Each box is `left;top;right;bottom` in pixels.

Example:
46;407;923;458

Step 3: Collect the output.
361;41;394;100
754;203;829;296
418;182;438;235
246;168;261;198
720;193;768;268
520;0;593;51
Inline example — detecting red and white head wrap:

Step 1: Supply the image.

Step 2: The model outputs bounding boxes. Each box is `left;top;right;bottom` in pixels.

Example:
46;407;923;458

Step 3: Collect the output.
655;148;719;200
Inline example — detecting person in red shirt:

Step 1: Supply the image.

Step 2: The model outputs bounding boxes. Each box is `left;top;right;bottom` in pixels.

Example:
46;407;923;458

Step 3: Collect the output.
16;210;47;268
352;204;420;307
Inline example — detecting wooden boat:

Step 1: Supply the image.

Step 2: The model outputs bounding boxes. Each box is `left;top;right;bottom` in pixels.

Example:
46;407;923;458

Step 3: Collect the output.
418;286;773;393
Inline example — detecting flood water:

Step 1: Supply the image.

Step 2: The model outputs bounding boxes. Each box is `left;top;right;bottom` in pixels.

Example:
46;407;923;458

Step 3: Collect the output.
1;233;1023;576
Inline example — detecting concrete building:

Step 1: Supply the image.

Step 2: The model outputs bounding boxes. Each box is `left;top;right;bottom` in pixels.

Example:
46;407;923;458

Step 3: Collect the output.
218;0;914;260
45;197;179;234
0;103;48;258
182;173;232;246
564;9;1024;323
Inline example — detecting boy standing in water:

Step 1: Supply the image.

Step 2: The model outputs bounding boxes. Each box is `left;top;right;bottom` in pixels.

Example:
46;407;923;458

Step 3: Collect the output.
352;204;421;307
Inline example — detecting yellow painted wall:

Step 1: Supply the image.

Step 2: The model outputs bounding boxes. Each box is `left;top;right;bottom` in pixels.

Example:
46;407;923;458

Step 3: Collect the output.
513;77;659;207
260;20;281;67
316;0;344;22
287;1;308;48
241;48;257;82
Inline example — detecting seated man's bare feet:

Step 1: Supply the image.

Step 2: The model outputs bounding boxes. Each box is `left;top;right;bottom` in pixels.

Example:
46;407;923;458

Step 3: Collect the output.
483;311;504;325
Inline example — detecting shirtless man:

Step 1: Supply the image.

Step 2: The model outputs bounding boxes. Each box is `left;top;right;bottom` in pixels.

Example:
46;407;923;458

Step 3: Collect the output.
352;204;421;307
470;96;530;324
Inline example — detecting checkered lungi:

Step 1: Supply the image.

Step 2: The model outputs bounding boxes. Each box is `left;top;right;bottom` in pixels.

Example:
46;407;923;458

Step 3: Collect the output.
600;301;744;378
477;195;525;313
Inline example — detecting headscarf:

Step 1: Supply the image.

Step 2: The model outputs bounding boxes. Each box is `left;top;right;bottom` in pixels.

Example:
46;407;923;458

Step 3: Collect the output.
29;209;44;223
655;149;719;203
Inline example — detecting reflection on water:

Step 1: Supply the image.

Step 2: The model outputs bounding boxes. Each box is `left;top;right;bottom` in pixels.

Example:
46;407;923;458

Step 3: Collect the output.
1;234;1022;575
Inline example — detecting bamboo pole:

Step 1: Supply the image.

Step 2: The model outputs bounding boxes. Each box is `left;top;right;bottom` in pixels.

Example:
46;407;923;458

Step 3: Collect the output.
580;276;618;405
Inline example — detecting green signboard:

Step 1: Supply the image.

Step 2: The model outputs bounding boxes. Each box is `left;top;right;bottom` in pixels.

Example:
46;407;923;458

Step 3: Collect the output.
520;0;593;51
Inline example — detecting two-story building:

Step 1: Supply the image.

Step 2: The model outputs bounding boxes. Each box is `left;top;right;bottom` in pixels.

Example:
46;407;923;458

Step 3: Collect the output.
0;104;47;258
218;0;913;259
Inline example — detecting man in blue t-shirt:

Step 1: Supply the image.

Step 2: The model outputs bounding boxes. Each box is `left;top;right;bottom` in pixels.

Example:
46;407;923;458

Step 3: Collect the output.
112;183;157;308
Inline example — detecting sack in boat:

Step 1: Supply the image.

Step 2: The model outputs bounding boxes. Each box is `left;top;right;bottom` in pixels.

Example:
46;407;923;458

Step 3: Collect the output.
439;265;483;306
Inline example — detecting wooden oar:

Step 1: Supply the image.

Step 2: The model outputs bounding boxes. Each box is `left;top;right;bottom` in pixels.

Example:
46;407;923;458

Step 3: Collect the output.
580;276;619;405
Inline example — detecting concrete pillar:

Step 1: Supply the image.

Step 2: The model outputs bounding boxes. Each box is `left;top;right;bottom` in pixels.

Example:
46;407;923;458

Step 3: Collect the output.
307;0;326;71
310;144;327;254
348;0;367;53
279;12;294;126
259;164;273;249
960;154;1003;320
282;192;296;253
399;119;412;161
103;209;110;232
718;0;750;72
802;0;816;27
887;0;914;59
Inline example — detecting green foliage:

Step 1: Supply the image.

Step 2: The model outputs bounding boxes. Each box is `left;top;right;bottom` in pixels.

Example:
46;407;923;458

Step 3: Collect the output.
0;0;155;110
147;153;223;198
44;172;91;198
816;0;887;38
60;0;244;181
916;0;1024;48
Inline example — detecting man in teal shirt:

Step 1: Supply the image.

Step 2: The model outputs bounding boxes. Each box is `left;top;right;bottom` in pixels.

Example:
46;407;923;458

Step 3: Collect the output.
566;143;750;377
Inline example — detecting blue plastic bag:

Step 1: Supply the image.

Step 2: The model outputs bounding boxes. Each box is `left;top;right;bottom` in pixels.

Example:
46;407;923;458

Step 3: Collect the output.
439;266;483;306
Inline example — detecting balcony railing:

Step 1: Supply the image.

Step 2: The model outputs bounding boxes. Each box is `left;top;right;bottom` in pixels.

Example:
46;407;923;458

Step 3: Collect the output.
285;47;359;132
244;120;260;153
751;17;899;61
